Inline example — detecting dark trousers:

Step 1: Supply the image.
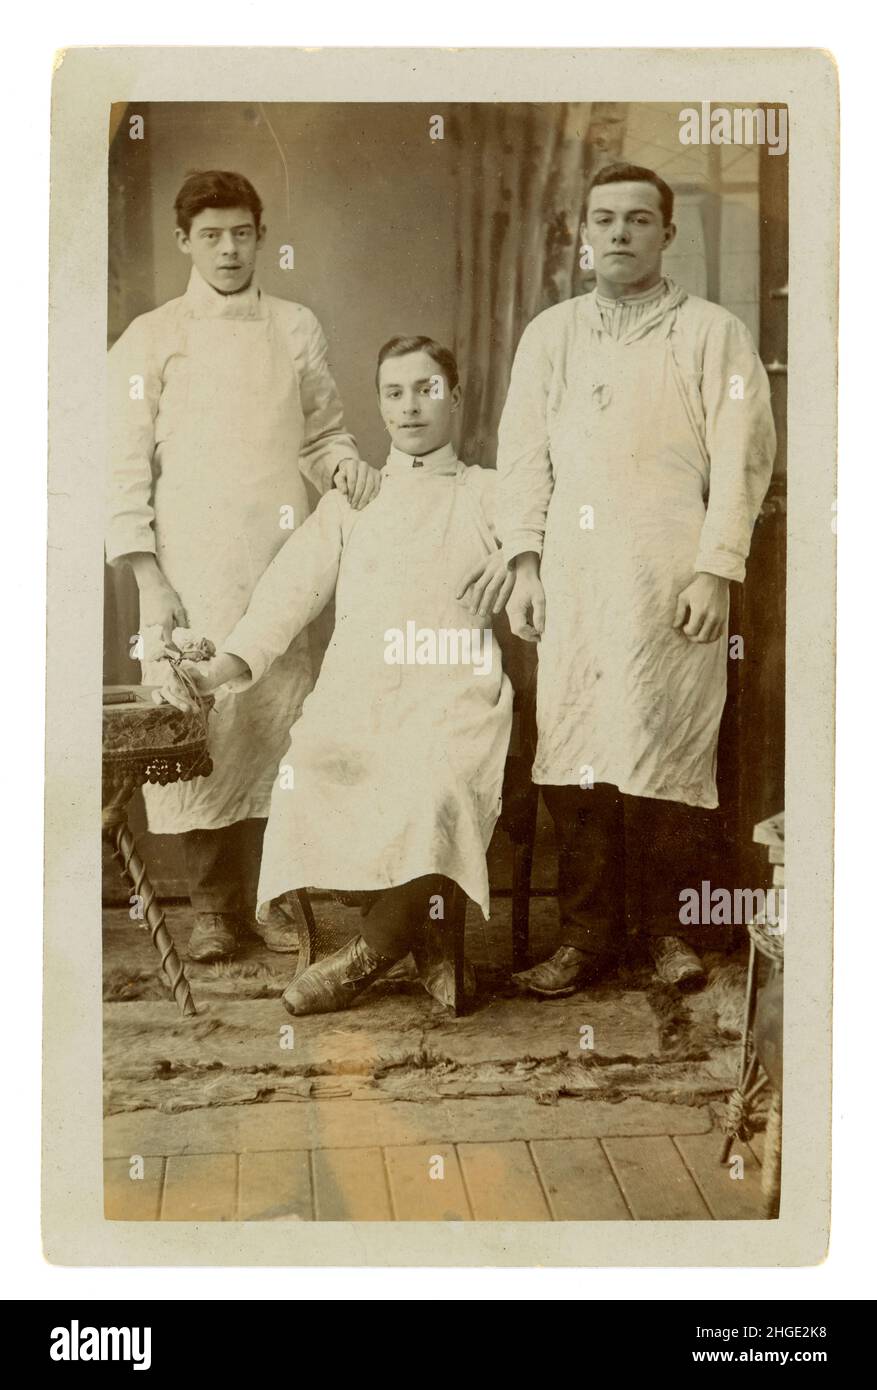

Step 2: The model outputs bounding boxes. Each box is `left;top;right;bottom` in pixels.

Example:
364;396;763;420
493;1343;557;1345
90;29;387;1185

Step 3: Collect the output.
542;783;715;964
358;874;453;959
179;817;267;919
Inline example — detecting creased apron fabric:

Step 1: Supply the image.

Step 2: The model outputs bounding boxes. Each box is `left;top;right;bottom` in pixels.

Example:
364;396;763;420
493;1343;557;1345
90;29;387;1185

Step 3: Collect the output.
537;311;726;806
106;269;361;833
142;308;312;831
497;281;775;811
222;447;514;918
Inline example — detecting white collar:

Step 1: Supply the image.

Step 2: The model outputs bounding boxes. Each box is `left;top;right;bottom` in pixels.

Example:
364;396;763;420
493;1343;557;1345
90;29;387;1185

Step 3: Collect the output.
181;265;264;320
594;275;671;309
384;440;459;476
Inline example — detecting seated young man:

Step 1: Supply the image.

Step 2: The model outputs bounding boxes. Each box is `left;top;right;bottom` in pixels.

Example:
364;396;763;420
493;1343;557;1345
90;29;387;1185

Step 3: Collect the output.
157;337;515;1015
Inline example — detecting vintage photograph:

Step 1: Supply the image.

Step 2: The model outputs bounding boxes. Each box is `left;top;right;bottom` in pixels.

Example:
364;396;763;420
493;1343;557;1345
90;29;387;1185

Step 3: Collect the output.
99;95;789;1225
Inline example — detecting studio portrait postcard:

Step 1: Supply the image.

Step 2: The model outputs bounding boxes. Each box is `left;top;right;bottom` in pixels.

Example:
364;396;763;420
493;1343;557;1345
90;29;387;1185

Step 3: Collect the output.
44;46;837;1266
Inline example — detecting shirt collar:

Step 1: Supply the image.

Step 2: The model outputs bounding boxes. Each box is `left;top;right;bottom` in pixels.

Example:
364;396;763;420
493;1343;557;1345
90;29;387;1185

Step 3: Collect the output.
385;440;459;477
586;275;687;342
182;265;265;320
594;275;672;309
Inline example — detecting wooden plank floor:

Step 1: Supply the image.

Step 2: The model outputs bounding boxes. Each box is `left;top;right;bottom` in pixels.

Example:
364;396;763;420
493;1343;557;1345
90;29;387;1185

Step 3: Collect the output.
105;1127;771;1222
531;1139;632;1221
601;1136;713;1220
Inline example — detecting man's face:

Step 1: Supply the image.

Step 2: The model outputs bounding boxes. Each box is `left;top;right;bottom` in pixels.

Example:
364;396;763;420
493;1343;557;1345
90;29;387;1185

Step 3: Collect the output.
175;206;264;294
378;350;461;457
584;181;675;290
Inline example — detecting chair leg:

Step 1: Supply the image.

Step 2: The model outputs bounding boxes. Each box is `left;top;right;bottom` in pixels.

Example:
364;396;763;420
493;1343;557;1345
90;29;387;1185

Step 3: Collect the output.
451;884;468;1017
511;837;534;972
291;888;318;978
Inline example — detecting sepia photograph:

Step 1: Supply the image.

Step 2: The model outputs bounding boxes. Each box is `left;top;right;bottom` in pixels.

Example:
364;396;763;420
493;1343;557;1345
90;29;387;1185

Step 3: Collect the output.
40;44;839;1274
99;94;790;1226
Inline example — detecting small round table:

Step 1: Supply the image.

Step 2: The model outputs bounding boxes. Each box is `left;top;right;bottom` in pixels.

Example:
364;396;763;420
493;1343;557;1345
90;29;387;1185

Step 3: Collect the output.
102;685;213;1017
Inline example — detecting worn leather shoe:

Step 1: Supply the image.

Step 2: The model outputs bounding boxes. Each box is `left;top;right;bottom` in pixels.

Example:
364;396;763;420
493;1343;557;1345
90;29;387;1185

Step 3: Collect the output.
250;899;300;954
512;945;601;997
411;921;476;1009
281;935;398;1016
650;935;707;990
186;911;238;963
416;958;477;1009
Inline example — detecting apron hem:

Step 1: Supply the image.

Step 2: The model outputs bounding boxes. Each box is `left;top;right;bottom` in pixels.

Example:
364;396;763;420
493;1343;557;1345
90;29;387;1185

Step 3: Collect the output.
531;768;719;811
258;868;490;922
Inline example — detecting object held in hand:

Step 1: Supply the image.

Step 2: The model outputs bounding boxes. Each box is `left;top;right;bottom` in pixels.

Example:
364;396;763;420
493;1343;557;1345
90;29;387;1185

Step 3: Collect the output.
158;661;208;716
157;634;216;715
164;635;216;663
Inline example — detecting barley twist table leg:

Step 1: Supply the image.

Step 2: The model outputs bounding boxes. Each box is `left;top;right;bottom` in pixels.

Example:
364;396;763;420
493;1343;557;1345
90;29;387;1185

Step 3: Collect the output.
108;819;198;1017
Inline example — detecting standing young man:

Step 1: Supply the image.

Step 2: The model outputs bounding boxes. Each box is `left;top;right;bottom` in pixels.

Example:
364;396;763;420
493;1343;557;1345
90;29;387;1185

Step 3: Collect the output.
465;162;776;994
106;170;380;962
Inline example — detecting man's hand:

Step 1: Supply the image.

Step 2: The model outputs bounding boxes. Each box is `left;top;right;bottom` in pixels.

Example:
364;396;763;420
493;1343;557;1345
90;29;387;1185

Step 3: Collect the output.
136;571;189;647
507;563;546;643
673;572;729;643
456;550;515;617
152;660;214;713
333;459;382;510
152;653;248;712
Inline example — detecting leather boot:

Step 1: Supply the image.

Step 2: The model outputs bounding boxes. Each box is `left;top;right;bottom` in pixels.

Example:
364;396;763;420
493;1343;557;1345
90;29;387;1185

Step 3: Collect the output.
650;935;707;990
249;899;300;953
512;945;606;997
281;935;399;1016
186;911;239;963
411;921;476;1009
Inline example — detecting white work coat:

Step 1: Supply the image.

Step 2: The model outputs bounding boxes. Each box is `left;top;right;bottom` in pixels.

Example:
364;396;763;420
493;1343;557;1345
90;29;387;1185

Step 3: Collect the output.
496;279;776;809
106;267;360;833
221;444;514;919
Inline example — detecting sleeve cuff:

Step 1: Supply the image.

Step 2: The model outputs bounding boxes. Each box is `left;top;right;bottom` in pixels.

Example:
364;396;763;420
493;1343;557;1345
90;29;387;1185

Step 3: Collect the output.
501;531;544;564
694;549;746;584
305;451;360;496
329;456;359;486
220;634;267;691
105;531;156;568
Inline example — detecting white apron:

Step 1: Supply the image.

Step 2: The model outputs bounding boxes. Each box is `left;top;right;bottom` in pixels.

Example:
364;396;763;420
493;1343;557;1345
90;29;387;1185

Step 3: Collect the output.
141;299;313;832
534;311;728;808
222;448;514;918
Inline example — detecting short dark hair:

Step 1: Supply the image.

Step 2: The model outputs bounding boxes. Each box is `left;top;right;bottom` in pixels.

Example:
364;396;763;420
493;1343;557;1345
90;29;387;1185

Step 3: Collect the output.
585;162;674;227
174;170;264;236
375;336;460;393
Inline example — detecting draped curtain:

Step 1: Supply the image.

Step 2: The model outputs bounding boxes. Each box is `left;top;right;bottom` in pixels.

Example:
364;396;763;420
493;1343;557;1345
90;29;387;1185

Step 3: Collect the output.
105;105;154;685
450;102;629;469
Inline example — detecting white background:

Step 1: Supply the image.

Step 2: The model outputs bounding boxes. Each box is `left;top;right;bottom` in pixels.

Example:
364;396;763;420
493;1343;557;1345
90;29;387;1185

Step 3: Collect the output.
4;3;871;1301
